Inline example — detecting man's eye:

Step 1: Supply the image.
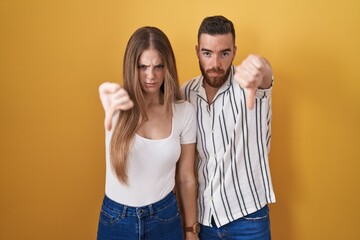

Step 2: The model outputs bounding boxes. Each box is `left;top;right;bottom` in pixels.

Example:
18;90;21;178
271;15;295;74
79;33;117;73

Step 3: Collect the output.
222;52;230;57
202;52;211;57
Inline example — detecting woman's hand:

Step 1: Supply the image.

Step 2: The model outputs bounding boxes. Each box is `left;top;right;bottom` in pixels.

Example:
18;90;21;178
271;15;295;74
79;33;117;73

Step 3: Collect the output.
98;82;134;130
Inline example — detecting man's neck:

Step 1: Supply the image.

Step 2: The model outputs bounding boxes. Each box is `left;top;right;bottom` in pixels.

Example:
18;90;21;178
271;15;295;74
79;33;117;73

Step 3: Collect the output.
203;82;220;105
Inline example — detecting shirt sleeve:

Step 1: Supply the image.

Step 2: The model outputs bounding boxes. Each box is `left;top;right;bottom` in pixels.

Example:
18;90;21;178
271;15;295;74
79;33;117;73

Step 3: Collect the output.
256;86;272;99
179;101;197;144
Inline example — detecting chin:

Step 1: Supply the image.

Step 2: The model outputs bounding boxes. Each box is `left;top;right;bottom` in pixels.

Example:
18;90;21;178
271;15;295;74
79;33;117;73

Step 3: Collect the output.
205;76;227;88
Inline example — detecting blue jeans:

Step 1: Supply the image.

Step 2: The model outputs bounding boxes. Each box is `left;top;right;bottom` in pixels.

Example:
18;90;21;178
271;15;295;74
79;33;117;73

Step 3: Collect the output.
97;191;184;240
199;205;271;240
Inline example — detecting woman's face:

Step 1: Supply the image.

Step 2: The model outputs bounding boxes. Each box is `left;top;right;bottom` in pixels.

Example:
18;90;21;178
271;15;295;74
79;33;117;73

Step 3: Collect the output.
138;48;165;95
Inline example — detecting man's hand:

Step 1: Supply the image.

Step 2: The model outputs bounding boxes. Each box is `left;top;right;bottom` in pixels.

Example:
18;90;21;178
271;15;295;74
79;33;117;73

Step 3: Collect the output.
98;82;134;131
234;54;273;109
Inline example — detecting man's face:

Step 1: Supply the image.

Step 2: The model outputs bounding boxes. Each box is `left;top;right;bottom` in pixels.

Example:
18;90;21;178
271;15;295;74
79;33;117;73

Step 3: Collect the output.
197;33;236;88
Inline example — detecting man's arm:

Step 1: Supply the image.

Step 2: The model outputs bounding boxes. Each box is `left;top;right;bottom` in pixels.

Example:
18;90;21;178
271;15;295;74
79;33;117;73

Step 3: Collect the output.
176;143;199;240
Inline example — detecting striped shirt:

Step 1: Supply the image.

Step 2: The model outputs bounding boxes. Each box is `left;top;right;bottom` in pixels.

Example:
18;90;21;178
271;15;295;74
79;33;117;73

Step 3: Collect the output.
181;66;276;227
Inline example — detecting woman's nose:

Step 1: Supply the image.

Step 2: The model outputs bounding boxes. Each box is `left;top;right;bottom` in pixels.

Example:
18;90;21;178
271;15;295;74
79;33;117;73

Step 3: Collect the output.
146;68;155;79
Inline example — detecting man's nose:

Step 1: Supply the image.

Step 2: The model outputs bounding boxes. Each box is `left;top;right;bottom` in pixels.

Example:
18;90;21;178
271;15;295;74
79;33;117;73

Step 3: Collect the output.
211;55;221;68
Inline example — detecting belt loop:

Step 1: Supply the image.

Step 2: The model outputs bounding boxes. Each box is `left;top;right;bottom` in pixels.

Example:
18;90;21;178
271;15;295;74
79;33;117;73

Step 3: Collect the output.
121;205;127;218
148;204;154;217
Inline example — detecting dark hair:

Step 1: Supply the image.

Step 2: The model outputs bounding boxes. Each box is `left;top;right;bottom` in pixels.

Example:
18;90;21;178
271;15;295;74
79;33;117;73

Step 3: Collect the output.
197;15;235;44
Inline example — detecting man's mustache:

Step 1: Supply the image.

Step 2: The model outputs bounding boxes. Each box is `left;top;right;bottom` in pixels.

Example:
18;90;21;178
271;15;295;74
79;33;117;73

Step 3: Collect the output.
206;68;225;74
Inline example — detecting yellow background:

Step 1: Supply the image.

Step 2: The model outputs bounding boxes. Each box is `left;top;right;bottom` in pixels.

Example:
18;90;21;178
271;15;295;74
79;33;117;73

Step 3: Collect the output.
1;0;359;239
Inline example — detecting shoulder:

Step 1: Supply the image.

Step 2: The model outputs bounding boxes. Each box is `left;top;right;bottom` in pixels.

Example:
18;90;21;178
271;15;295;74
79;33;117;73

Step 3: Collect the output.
173;102;196;125
181;76;202;93
173;102;197;140
173;101;195;115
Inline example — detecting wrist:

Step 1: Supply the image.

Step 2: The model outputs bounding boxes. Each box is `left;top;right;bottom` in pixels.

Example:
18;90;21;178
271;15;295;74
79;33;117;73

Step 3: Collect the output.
185;222;200;234
259;75;274;89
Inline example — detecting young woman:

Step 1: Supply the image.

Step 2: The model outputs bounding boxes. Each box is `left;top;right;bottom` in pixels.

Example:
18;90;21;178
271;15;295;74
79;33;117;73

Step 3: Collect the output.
97;27;199;240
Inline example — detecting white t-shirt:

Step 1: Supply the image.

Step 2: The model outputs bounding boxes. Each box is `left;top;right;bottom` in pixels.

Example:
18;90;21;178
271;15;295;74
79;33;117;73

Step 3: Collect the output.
104;101;196;207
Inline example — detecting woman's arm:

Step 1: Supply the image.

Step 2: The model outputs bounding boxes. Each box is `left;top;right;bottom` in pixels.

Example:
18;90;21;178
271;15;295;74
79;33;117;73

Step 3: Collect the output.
176;143;199;240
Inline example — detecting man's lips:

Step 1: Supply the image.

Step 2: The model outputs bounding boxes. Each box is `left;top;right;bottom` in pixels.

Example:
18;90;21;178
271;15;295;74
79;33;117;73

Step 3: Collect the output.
207;68;224;76
208;72;224;77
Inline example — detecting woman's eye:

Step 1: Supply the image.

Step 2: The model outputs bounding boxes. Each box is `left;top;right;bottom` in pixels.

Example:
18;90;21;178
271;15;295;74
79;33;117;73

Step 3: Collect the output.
138;65;148;70
155;64;164;69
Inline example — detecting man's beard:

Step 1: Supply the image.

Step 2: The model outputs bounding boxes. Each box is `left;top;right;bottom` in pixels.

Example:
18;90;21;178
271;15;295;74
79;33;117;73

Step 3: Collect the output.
199;62;232;88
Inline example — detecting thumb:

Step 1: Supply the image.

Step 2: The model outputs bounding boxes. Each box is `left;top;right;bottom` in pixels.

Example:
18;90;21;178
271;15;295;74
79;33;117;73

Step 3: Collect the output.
246;88;257;110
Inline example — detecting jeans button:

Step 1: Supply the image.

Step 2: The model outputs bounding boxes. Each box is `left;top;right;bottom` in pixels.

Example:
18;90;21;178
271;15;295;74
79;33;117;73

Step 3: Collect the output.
137;209;144;216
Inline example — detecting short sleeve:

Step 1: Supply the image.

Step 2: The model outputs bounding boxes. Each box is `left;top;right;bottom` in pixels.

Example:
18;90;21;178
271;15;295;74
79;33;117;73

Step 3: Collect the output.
256;86;272;99
178;101;197;144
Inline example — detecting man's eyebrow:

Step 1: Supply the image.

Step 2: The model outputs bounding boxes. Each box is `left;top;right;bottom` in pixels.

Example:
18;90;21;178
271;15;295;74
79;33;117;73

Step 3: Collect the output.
200;48;232;52
220;49;232;52
200;48;213;52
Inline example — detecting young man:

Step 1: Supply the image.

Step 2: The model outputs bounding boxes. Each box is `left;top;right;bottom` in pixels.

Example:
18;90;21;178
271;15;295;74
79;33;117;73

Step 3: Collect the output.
181;16;275;240
99;15;275;240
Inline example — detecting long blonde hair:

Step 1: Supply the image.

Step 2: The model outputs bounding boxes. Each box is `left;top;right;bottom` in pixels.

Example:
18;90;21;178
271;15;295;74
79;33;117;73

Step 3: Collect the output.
110;26;182;184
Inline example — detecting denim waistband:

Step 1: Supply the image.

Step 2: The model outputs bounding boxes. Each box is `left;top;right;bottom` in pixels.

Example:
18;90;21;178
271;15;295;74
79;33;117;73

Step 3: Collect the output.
102;191;176;218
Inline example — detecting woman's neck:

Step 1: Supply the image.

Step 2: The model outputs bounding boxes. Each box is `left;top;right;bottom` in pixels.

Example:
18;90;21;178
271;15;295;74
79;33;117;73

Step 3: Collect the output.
144;92;164;108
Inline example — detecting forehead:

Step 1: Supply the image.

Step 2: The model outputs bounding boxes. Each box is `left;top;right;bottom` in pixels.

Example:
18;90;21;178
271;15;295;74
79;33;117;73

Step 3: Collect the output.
198;33;234;51
138;48;163;64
